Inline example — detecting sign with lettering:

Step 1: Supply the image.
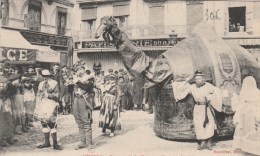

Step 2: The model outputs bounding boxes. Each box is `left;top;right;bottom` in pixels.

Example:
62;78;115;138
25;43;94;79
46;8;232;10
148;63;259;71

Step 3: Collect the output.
0;48;36;64
79;38;184;49
186;1;203;5
36;50;60;63
20;30;70;47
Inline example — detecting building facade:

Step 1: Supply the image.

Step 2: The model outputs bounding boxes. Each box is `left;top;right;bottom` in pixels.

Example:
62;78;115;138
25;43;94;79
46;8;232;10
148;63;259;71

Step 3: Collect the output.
73;0;260;72
0;0;74;68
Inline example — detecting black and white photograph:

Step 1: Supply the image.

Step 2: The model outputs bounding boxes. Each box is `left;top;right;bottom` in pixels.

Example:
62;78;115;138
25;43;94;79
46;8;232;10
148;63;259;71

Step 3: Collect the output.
0;0;260;156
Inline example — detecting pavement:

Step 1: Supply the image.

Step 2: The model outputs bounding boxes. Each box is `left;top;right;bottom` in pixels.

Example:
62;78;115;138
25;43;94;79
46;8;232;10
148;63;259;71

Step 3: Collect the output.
0;110;256;156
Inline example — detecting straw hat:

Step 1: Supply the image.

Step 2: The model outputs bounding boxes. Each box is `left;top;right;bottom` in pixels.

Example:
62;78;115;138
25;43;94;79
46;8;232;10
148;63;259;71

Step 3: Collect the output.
42;69;52;76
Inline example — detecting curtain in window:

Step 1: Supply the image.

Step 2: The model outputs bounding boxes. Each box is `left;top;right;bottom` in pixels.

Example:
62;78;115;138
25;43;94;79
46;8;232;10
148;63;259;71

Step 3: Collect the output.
57;12;67;35
27;2;41;31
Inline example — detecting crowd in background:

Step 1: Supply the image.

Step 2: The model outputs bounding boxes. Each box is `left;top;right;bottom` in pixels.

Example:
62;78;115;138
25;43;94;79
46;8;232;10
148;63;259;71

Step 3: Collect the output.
0;59;156;148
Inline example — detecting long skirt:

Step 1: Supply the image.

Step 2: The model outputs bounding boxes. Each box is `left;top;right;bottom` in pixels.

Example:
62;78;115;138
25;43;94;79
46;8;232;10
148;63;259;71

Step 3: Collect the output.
11;94;24;125
193;105;215;140
234;104;260;155
99;94;120;130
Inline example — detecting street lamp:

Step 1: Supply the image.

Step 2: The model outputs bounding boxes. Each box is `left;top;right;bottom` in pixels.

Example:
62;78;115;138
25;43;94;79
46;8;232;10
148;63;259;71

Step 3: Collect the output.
169;30;178;46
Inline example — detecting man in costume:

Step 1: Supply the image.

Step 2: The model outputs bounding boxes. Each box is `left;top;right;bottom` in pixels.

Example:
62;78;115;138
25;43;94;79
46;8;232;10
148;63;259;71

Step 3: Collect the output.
172;71;222;150
73;67;94;150
36;69;63;150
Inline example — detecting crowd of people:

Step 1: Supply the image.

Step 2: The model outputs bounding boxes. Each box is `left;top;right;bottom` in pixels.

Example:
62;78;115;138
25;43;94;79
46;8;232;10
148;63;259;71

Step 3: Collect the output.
1;57;259;154
0;59;155;151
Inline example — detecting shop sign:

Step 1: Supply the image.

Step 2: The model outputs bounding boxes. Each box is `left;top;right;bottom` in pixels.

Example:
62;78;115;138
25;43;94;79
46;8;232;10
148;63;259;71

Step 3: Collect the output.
80;38;184;49
20;30;69;47
0;47;36;64
226;38;260;45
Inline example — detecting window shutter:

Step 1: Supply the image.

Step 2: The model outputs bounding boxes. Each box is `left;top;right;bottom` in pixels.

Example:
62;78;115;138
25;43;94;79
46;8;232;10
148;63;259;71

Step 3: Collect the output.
149;6;164;36
186;2;203;34
81;8;97;20
113;5;130;17
246;5;254;35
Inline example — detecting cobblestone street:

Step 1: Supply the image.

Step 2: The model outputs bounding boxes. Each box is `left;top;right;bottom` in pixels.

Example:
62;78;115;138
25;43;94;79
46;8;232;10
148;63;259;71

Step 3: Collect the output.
1;110;252;156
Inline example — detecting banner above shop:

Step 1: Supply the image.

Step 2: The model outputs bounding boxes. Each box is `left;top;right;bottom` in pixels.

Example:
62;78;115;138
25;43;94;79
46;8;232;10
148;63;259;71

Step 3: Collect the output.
36;45;60;63
0;47;37;64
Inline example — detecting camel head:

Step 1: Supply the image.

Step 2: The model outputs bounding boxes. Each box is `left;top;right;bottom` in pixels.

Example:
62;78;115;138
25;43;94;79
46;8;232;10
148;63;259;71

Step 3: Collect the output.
95;16;119;43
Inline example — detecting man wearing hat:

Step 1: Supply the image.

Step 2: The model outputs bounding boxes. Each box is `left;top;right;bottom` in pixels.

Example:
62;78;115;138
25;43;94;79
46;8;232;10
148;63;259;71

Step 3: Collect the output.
22;75;36;131
108;69;113;75
27;65;35;74
73;67;94;150
0;59;18;146
36;69;63;150
173;70;222;150
33;64;43;95
0;61;13;147
52;63;63;114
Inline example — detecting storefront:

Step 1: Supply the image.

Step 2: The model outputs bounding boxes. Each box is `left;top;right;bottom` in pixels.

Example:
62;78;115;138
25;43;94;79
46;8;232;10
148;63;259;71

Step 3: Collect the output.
0;27;61;71
74;37;184;73
224;37;260;61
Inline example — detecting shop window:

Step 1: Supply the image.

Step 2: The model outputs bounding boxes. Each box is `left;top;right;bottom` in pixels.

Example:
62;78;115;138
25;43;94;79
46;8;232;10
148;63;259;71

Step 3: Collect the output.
229;7;246;32
114;16;127;28
27;1;42;31
57;8;67;35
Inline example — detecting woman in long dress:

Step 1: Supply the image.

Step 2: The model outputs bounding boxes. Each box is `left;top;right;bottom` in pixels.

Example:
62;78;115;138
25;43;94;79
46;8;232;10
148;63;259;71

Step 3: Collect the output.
99;74;121;137
232;76;260;155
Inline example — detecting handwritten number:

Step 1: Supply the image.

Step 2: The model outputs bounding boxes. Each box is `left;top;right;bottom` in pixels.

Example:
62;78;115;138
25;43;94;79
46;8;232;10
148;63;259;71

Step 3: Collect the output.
205;9;209;21
205;9;221;21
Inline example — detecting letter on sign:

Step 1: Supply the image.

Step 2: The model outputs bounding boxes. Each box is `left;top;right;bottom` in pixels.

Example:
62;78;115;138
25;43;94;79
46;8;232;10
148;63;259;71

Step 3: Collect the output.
19;50;28;61
7;49;16;61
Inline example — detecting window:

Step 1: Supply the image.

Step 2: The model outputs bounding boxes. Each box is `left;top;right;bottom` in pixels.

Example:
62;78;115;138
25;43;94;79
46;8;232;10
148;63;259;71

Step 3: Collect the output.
229;7;246;32
81;7;97;38
186;2;203;34
1;0;9;26
115;16;127;28
27;1;42;31
57;7;67;35
83;20;96;38
113;4;129;28
149;6;164;36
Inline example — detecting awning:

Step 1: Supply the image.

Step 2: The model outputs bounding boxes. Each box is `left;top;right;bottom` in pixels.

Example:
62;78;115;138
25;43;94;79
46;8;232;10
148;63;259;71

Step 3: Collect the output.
0;28;37;64
36;45;60;63
0;28;38;50
0;28;60;64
